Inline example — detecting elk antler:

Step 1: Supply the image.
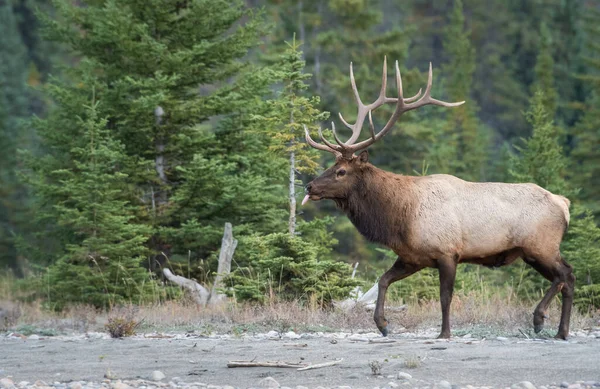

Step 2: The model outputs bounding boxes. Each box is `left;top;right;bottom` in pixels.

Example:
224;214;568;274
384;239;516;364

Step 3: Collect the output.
304;57;465;159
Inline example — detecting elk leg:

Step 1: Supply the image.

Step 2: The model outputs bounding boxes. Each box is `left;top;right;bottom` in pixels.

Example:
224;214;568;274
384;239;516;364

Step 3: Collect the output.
556;259;575;340
374;259;422;337
525;256;574;338
437;259;456;339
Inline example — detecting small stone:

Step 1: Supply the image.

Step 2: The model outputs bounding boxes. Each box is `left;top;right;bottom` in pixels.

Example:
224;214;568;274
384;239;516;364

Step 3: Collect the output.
388;382;399;388
584;382;597;387
496;336;509;341
347;374;361;380
68;383;82;389
111;382;130;389
296;386;309;389
266;331;279;338
567;385;581;389
337;386;352;389
561;383;569;388
512;382;536;389
206;386;220;389
397;373;412;380
35;381;48;387
151;372;166;382
258;377;279;388
437;381;452;389
17;382;29;388
223;386;235;389
0;378;15;389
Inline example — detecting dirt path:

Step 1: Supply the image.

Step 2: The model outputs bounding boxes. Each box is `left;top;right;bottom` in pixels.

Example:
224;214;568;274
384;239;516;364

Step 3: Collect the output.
1;334;599;388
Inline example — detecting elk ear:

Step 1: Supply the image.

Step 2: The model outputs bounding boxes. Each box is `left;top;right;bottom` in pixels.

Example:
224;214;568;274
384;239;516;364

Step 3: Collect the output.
358;150;369;163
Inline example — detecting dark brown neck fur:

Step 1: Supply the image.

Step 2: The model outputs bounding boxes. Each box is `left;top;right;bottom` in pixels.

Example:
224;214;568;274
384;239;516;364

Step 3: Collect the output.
335;165;415;249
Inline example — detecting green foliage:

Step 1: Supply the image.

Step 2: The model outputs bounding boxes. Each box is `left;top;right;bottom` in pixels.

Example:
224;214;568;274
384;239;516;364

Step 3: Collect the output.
0;0;33;275
562;205;600;309
225;221;359;305
510;90;569;196
24;91;156;309
430;0;488;181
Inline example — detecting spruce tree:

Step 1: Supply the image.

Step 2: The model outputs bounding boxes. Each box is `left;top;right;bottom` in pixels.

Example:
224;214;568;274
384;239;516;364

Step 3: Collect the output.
41;91;154;309
510;90;600;307
433;0;488;182
263;36;328;236
23;0;285;304
0;0;32;274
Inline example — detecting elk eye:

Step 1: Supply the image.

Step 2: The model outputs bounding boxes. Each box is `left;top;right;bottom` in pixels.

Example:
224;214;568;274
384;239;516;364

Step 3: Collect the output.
337;169;346;177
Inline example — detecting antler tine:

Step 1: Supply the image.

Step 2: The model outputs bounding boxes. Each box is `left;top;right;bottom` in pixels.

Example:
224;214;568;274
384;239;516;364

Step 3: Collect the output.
330;122;346;147
367;110;376;141
318;127;341;150
304;125;342;157
406;63;465;110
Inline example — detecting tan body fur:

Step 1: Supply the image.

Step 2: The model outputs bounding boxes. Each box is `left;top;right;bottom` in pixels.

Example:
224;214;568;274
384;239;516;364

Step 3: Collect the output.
306;156;575;339
303;58;574;339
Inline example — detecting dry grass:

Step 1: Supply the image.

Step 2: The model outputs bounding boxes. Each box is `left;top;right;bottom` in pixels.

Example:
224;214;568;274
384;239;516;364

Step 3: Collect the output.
1;290;597;337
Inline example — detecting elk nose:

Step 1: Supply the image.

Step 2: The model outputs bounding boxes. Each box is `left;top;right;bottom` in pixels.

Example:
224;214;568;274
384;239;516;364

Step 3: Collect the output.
305;183;312;193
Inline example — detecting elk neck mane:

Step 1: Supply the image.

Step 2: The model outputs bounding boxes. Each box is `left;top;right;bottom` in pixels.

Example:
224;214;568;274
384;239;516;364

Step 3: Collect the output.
334;164;415;248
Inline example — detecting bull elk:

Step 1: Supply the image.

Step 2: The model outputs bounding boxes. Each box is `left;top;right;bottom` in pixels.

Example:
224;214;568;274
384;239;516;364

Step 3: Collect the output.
302;58;574;339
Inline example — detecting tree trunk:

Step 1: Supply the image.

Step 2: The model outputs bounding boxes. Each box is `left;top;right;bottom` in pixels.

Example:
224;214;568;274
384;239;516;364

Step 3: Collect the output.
210;222;237;304
289;150;296;236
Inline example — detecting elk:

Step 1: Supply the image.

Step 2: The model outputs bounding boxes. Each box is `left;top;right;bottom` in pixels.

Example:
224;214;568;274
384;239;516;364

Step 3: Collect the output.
302;58;574;339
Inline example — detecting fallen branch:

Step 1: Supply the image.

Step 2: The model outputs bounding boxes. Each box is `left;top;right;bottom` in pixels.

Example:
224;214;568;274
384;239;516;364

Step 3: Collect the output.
227;360;307;368
297;358;343;371
162;268;210;306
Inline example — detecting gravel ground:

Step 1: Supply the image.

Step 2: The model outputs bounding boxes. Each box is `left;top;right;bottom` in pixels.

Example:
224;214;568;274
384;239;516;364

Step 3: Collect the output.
1;329;600;389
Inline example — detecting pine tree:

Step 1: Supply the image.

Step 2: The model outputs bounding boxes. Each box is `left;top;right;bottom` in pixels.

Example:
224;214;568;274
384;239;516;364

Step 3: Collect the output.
0;0;32;275
23;0;285;303
571;6;600;218
532;23;558;119
41;91;154;309
264;36;328;236
510;90;600;307
432;0;488;181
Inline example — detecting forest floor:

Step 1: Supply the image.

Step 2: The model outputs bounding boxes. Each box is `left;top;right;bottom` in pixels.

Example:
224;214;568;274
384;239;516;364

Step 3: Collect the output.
1;297;600;388
1;328;600;389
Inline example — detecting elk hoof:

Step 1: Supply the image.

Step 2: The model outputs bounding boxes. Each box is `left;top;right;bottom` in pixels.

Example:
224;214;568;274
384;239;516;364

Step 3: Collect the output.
554;332;568;340
378;326;388;337
533;324;544;333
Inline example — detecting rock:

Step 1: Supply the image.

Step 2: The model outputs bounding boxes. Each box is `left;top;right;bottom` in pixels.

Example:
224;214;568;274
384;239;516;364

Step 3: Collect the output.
511;382;536;389
437;380;452;389
296;386;309;389
567;384;581;389
151;372;166;382
258;377;280;388
34;381;48;387
283;331;301;340
68;383;82;389
222;386;236;389
266;331;279;338
561;383;570;388
206;386;221;389
496;336;509;341
388;382;399;388
111;381;130;389
0;378;15;389
397;372;412;380
17;382;29;389
29;334;40;340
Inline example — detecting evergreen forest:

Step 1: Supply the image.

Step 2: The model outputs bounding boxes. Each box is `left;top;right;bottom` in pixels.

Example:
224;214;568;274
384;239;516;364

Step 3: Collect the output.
1;0;599;311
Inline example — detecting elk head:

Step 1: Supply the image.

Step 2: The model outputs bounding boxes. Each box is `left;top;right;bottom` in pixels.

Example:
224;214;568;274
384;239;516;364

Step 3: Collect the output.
302;58;465;206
